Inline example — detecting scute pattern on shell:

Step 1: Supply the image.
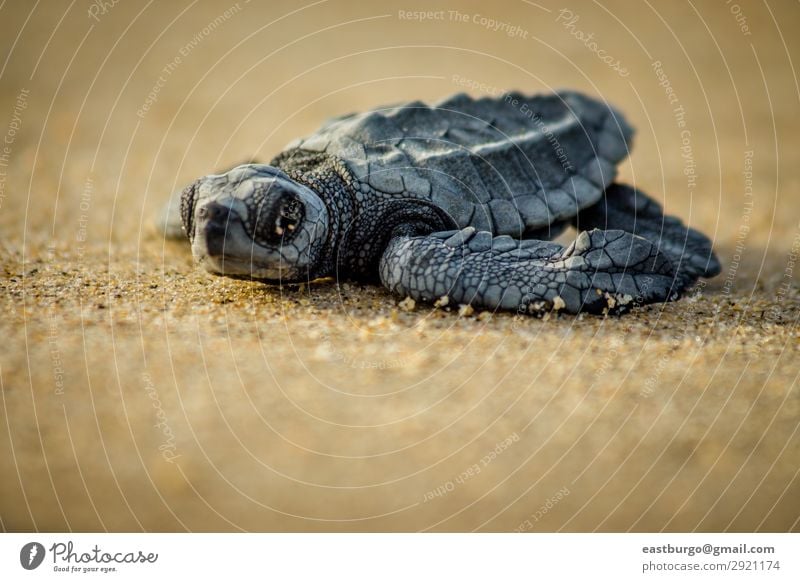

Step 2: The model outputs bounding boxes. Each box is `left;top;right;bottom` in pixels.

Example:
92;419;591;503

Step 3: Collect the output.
283;90;633;236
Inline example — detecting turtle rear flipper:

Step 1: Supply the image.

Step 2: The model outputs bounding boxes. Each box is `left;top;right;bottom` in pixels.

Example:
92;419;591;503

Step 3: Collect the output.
574;183;721;288
379;227;681;315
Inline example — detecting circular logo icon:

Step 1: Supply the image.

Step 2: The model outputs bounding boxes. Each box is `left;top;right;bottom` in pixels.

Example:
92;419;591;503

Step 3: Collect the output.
19;542;46;570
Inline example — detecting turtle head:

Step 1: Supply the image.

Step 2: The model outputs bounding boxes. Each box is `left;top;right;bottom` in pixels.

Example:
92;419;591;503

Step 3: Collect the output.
181;164;329;282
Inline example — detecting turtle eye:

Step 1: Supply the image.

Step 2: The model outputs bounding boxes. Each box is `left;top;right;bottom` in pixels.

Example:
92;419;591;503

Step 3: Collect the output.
275;197;303;237
252;190;305;245
180;180;199;241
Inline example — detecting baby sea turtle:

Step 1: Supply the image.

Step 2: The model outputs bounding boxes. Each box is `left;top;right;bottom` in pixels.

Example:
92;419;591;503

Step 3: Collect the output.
159;91;720;314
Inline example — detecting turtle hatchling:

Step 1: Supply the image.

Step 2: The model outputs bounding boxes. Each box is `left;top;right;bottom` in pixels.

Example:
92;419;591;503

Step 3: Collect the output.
160;91;720;314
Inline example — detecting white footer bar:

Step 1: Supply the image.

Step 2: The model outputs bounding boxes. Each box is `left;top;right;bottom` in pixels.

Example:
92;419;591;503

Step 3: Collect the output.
1;533;796;581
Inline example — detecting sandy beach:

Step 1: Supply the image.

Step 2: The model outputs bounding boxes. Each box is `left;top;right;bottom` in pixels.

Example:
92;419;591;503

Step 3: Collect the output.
1;0;798;531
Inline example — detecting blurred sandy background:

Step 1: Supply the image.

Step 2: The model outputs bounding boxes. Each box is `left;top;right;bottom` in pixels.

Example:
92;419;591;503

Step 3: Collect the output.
0;0;798;532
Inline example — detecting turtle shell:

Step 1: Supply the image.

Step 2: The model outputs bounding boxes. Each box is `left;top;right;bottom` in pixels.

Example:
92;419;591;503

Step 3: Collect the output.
281;90;634;236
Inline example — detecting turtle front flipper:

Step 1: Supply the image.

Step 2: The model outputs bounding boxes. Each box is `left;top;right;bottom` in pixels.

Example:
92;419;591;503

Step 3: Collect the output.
574;183;721;289
379;227;683;315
